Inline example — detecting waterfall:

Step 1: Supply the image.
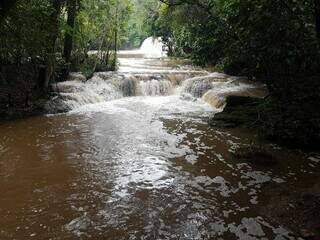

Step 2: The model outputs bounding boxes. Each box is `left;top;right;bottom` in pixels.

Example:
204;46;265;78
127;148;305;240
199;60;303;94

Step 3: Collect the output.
180;73;267;109
46;45;267;113
47;73;175;113
139;37;166;58
139;80;173;96
201;81;266;109
46;75;123;113
46;70;267;113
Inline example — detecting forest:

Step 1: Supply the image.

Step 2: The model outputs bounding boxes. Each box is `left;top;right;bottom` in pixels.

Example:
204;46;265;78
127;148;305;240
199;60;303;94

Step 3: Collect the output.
154;0;320;147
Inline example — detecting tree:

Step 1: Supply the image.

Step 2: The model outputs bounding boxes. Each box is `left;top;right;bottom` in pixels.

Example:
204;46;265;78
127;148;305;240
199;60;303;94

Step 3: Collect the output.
154;0;320;85
124;0;160;49
63;0;78;63
43;0;65;90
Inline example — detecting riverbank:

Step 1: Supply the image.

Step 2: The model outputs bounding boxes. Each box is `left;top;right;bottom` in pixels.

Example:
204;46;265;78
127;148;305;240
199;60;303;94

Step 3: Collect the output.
209;94;320;150
0;97;47;122
0;72;88;122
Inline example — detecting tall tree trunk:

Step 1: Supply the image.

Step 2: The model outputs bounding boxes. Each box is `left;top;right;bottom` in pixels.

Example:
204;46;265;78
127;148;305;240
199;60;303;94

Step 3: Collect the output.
113;7;118;69
63;0;77;63
43;0;64;91
0;0;17;23
315;0;320;46
114;27;118;62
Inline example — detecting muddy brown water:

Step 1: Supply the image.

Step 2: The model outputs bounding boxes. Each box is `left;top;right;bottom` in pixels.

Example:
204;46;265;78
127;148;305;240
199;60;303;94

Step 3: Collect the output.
0;52;319;240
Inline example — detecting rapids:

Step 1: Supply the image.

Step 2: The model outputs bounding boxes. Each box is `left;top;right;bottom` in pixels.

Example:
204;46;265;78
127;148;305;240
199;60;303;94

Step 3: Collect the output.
0;38;319;240
46;38;265;113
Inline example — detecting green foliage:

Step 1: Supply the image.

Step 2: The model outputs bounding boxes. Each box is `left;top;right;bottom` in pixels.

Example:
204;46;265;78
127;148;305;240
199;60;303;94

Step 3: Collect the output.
71;0;132;72
0;0;53;65
74;0;132;51
122;0;160;49
150;0;320;146
153;0;320;88
1;0;133;83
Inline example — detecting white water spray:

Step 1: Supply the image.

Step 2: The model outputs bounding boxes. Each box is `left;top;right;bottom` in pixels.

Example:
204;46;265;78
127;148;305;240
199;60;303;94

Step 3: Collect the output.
139;37;167;58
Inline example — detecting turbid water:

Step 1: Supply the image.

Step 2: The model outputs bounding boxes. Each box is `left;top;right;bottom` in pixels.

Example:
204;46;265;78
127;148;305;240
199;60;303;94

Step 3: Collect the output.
0;38;319;240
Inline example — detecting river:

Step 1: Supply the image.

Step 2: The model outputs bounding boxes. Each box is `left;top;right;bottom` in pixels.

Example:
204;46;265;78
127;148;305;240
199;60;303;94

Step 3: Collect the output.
0;38;319;240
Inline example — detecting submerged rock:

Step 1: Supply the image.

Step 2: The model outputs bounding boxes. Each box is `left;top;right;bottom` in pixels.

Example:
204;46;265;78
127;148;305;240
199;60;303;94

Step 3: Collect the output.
180;93;197;102
208;116;239;128
65;214;93;236
300;229;316;239
44;95;71;114
223;96;264;109
68;72;87;82
233;145;278;166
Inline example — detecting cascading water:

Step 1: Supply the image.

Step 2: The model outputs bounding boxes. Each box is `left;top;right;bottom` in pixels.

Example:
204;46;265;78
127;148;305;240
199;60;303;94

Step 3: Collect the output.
179;73;267;108
139;37;167;58
46;76;123;113
47;37;266;113
139;80;173;96
179;73;231;98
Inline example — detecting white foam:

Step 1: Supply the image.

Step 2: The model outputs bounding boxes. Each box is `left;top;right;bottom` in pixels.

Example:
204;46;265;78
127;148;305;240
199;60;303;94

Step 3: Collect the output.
139;37;167;58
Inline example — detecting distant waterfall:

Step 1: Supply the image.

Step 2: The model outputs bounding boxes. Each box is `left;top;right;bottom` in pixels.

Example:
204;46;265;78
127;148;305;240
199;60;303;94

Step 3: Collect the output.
139;37;166;58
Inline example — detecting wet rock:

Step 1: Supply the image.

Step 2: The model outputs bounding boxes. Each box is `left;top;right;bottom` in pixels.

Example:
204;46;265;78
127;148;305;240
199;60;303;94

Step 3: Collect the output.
68;72;87;82
260;87;320;150
65;214;93;236
224;96;263;109
44;96;71;114
180;93;197;102
299;229;316;239
208;96;265;128
208;116;239;128
308;156;320;163
233;146;278;166
209;111;249;128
